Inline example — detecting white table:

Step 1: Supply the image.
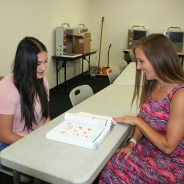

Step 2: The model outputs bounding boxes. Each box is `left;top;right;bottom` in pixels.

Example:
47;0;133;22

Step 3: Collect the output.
113;62;142;86
1;84;139;184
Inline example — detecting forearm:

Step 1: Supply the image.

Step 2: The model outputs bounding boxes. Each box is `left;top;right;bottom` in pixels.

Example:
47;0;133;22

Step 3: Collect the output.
126;126;143;148
131;126;143;140
0;132;23;145
114;115;175;153
116;112;183;154
135;117;173;154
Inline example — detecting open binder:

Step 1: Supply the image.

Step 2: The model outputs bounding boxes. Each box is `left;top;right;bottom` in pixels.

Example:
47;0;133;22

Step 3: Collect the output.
46;112;115;149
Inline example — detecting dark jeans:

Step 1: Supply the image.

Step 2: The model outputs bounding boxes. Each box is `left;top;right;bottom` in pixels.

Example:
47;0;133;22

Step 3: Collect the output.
0;141;9;151
0;141;10;170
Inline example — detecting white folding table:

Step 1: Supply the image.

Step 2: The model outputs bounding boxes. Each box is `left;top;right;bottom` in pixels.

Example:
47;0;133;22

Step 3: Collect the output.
1;84;139;184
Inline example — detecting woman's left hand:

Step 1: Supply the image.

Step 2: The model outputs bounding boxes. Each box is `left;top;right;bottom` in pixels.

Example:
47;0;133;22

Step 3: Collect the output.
113;115;139;125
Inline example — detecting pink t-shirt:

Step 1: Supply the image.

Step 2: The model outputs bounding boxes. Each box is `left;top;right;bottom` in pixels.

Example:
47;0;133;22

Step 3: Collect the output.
0;73;49;136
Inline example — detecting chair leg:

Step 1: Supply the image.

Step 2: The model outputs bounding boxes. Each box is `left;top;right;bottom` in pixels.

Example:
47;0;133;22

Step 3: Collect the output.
13;170;20;184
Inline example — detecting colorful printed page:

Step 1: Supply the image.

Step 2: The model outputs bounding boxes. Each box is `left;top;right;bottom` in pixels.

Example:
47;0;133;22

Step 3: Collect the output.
46;112;113;149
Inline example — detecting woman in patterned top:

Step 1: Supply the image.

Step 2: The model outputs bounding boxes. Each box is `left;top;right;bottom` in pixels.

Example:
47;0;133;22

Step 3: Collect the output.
99;34;184;183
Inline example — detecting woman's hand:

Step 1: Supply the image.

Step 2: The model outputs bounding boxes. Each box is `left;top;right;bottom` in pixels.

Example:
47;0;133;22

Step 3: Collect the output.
113;115;140;125
44;116;50;124
116;142;135;160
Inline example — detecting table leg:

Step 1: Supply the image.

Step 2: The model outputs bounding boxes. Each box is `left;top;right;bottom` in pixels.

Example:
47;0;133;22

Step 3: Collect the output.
34;178;42;184
182;56;184;66
63;61;67;93
82;57;90;78
82;57;84;78
56;60;59;92
13;170;20;184
88;55;91;75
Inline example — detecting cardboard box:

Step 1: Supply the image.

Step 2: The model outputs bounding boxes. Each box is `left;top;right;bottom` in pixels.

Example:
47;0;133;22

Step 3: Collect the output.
74;33;91;54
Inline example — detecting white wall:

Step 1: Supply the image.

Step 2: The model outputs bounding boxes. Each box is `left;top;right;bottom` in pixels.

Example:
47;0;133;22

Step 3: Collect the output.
0;0;184;88
88;0;184;68
0;0;90;88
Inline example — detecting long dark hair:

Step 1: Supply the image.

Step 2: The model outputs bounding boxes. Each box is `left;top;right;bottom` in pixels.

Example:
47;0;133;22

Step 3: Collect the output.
13;37;49;131
132;33;184;105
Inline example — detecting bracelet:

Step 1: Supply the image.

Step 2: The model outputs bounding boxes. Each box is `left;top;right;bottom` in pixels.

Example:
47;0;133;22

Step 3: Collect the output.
129;138;137;146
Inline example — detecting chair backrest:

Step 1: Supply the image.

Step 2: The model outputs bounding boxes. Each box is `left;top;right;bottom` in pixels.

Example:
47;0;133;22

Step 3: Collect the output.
69;84;94;106
106;67;121;84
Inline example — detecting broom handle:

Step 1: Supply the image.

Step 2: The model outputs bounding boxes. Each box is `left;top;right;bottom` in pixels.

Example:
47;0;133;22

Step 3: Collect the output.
107;43;111;67
98;17;104;68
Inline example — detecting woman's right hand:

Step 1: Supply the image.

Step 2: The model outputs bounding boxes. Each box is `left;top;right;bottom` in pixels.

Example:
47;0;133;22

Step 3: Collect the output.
116;142;135;160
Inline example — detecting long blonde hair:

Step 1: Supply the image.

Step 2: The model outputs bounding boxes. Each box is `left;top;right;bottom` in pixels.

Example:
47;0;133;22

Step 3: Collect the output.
132;33;184;106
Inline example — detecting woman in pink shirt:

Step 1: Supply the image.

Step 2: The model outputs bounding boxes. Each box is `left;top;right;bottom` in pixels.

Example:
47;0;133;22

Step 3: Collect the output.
0;37;50;151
